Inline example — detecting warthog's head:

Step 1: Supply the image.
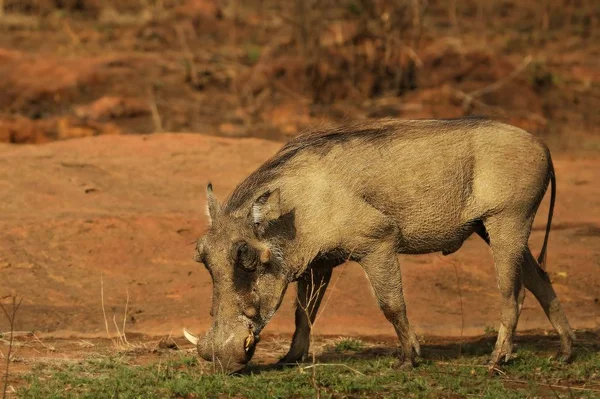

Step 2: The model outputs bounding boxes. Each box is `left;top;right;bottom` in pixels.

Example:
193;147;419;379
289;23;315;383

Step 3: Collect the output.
184;184;294;372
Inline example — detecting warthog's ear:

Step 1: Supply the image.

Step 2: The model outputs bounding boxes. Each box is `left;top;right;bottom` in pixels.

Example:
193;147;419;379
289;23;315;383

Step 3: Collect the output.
206;183;220;225
251;188;281;233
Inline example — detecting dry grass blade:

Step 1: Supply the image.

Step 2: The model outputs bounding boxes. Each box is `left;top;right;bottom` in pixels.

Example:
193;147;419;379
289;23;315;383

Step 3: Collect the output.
314;247;357;326
32;333;55;352
1;295;23;399
435;361;508;376
296;248;360;397
101;274;112;342
503;379;600;393
436;255;465;357
148;87;163;133
469;55;533;98
296;269;327;399
78;340;94;349
0;331;30;337
113;314;124;346
175;24;198;87
122;289;130;346
302;363;365;376
101;277;138;352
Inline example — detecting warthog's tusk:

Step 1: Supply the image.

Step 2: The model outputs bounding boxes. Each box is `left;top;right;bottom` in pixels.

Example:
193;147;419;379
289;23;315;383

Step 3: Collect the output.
183;328;199;345
244;330;255;353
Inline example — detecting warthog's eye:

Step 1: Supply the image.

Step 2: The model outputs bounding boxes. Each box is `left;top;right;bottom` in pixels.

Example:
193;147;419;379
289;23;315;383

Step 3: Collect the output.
233;241;259;272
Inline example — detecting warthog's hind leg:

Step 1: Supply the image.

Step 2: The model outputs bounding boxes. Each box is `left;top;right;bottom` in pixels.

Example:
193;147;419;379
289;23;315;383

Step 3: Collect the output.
481;215;574;365
521;249;575;362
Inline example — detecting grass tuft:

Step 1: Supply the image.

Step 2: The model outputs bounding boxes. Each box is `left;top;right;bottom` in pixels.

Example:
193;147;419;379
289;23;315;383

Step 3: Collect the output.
331;337;364;353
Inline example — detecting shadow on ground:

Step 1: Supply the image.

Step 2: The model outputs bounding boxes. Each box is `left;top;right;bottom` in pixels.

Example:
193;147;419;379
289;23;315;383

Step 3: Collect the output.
241;329;600;375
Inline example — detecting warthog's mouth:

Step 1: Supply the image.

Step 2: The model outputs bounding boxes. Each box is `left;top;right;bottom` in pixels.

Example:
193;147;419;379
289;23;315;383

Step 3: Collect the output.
183;327;260;365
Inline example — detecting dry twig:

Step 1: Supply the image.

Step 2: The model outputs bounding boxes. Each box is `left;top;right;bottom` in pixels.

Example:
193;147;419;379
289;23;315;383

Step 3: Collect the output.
32;333;55;352
148;87;164;133
503;379;600;394
462;55;533;110
176;24;198;87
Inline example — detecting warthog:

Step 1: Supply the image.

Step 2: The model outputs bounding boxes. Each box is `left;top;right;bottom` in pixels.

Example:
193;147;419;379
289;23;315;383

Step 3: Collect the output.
184;117;574;372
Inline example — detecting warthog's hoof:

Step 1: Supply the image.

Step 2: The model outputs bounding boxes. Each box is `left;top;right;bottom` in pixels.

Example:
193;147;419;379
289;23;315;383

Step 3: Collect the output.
488;350;516;367
408;332;421;358
553;350;573;364
276;353;308;367
393;343;420;369
394;331;421;368
554;334;574;363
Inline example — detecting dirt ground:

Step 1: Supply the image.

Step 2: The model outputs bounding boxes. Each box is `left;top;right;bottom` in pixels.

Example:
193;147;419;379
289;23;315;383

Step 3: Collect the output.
1;134;598;343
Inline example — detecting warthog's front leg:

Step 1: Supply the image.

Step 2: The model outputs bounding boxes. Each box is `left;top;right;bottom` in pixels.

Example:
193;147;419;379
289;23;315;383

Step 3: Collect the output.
359;234;420;367
279;267;332;364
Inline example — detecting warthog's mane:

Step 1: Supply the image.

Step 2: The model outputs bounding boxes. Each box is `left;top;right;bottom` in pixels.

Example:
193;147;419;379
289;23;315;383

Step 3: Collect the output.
224;116;489;213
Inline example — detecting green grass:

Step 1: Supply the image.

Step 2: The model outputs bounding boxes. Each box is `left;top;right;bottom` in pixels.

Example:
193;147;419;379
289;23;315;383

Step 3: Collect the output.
245;45;261;65
331;338;364;353
15;333;600;398
484;325;498;336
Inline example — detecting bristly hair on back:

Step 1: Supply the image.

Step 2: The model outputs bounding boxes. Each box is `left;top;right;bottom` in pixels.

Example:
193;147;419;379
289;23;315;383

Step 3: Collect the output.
223;117;490;213
223;120;395;212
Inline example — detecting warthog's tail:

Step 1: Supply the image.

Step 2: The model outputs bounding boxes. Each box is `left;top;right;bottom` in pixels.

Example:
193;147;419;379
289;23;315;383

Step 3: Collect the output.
537;161;556;269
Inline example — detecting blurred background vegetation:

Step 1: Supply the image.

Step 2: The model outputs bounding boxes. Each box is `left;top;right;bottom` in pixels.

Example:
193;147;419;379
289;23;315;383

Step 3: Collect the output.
0;0;598;151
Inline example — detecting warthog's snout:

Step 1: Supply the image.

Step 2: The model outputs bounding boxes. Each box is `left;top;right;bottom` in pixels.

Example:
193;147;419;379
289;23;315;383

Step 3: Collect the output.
184;325;260;372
